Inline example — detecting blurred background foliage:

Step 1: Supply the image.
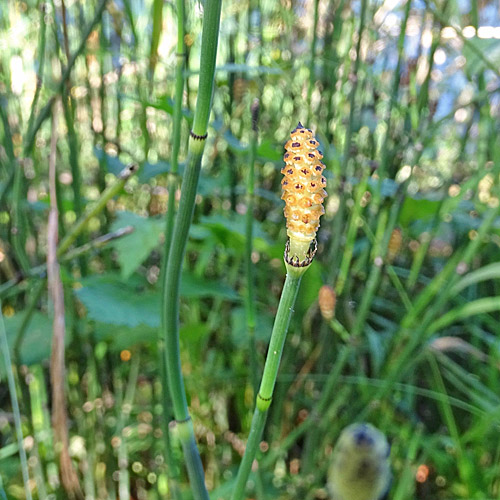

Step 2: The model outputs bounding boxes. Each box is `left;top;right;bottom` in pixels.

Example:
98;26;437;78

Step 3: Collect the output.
1;0;500;498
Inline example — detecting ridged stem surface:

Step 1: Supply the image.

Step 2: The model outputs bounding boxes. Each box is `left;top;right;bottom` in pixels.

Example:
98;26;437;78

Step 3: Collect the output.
231;267;304;500
160;1;222;499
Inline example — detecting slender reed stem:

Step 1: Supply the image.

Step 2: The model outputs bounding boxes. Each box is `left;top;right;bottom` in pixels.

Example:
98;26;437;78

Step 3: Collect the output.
26;1;47;140
0;309;32;500
328;0;367;277
163;0;186;266
156;3;186;492
24;0;109;154
376;0;411;181
335;170;369;295
231;266;304;500
57;163;137;257
149;0;164;88
160;1;222;498
245;100;259;394
351;191;403;338
306;0;319;123
357;204;500;422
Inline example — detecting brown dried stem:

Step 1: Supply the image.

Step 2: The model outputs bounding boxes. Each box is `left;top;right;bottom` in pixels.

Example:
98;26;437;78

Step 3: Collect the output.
47;101;83;500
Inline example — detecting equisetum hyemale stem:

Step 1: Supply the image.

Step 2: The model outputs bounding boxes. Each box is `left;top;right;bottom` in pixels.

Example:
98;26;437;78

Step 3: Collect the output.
231;123;327;500
160;1;222;500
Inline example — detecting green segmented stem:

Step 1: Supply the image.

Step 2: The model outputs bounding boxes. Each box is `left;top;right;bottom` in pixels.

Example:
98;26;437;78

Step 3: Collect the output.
160;1;222;499
231;264;306;500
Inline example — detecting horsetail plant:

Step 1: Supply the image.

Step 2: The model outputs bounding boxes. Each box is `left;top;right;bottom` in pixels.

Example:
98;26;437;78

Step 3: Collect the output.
231;123;327;500
160;1;222;499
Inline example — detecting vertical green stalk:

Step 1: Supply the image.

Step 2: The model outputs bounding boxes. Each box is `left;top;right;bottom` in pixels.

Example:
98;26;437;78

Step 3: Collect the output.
157;0;185;474
160;1;222;499
164;0;186;263
0;308;33;500
149;0;164;91
245;99;259;394
350;191;402;338
328;0;367;277
230;265;306;500
335;170;369;295
323;0;345;144
376;0;411;181
26;1;47;140
306;0;319;123
24;0;109;154
359;204;500;421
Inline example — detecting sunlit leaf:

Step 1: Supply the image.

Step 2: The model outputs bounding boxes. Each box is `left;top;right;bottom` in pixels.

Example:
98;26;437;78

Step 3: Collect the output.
110;211;164;279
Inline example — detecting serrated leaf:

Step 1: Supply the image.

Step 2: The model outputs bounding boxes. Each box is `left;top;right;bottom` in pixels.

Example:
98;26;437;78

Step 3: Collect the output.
75;275;161;328
110;211;164;278
75;273;239;329
199;213;272;246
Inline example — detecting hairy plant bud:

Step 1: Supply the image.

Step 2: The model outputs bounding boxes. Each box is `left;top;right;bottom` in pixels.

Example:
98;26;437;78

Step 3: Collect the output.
387;228;402;263
318;285;336;321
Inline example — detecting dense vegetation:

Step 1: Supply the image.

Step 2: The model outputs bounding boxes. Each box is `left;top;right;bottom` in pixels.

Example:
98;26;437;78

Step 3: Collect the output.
1;0;500;498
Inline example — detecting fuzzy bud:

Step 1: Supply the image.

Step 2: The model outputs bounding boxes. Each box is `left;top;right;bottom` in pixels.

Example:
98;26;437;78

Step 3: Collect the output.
387;228;402;263
318;285;336;321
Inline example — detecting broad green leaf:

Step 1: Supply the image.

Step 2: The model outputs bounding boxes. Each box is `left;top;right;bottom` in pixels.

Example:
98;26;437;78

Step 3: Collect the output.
121;94;194;123
1;312;66;372
138;161;172;182
75;273;239;328
211;120;281;161
399;195;441;227
198;214;272;248
94;322;158;349
366;326;386;375
75;276;161;328
297;260;321;312
110;211;164;279
180;272;240;300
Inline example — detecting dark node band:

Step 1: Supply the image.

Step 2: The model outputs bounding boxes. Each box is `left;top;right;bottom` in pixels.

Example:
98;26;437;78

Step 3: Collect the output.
284;239;317;267
190;130;208;141
175;416;192;424
257;394;272;402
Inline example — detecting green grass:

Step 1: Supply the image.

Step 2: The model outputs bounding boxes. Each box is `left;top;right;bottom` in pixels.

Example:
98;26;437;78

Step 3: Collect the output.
1;0;500;499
